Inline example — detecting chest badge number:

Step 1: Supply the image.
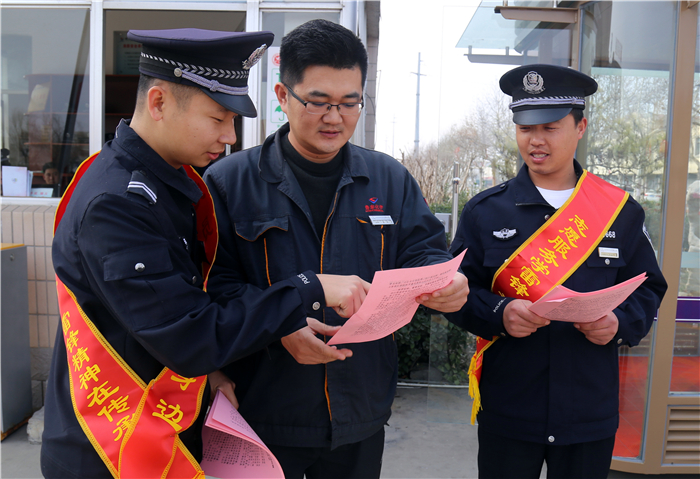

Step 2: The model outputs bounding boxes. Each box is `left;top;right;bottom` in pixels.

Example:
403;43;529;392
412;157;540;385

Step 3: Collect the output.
370;215;394;226
598;247;619;259
493;228;517;240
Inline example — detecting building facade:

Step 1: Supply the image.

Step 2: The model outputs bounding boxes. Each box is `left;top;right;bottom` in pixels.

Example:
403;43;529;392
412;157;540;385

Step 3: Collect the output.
0;0;379;194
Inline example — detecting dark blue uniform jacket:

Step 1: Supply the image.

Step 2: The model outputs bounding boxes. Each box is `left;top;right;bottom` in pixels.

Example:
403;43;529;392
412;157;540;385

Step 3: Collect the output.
203;123;452;450
446;161;667;445
42;121;324;478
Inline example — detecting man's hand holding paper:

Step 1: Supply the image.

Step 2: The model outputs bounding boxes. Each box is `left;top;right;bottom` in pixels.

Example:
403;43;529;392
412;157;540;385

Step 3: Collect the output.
282;318;353;364
280;275;370;365
503;300;550;338
527;273;647;323
417;271;470;312
505;273;640;345
328;251;467;346
318;274;371;318
574;311;619;345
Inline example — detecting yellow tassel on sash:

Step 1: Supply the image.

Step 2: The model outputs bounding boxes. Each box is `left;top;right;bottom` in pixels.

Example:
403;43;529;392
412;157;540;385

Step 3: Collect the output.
467;337;497;424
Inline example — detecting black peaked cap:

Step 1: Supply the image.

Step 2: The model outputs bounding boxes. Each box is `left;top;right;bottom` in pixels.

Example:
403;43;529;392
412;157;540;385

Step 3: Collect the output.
499;64;598;125
127;28;274;118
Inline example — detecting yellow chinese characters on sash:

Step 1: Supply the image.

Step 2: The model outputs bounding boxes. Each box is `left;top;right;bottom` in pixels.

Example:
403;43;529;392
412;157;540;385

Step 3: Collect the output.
467;170;628;424
54;153;219;478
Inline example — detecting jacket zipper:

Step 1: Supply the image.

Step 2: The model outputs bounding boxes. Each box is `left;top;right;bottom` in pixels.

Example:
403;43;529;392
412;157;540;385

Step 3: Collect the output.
380;225;385;271
263;238;272;286
320;191;340;421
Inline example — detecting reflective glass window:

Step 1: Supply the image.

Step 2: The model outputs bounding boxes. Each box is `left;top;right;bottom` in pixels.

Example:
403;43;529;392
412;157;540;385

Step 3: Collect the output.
104;0;245;3
580;0;677;460
262;0;340;3
1;8;90;197
670;12;700;395
260;11;340;142
456;0;573;67
103;9;247;154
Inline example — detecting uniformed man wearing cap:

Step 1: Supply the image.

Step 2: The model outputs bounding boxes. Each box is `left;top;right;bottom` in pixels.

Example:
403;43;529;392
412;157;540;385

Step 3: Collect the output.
203;19;469;479
41;28;370;479
445;64;667;478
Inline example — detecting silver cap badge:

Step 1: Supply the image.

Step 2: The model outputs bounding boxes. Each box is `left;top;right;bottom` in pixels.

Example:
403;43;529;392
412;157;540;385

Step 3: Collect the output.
523;71;545;95
243;44;268;70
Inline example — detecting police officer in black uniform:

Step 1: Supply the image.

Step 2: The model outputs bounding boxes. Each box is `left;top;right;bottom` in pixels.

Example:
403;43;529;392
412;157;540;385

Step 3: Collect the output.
42;28;369;478
446;64;667;479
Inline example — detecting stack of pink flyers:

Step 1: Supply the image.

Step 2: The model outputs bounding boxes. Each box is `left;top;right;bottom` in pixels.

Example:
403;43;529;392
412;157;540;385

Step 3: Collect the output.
528;272;647;323
201;390;284;479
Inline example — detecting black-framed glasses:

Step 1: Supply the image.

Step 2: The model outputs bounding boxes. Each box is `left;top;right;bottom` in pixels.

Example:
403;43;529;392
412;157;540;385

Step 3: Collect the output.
283;83;363;116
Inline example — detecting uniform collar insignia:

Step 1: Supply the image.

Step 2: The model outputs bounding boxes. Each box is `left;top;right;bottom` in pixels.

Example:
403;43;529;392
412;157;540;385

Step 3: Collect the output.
493;228;517;240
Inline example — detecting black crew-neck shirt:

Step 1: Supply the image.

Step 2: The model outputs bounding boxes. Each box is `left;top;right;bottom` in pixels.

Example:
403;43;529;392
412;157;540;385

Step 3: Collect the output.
281;134;344;240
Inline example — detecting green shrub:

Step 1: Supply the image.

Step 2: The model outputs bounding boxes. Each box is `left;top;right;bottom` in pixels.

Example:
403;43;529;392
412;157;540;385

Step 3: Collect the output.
395;307;475;385
395;307;431;378
429;314;474;385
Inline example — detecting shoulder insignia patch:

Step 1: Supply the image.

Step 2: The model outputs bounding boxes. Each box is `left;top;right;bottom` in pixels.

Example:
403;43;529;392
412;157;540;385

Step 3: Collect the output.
642;224;653;247
470;181;509;207
127;170;157;204
493;228;517;240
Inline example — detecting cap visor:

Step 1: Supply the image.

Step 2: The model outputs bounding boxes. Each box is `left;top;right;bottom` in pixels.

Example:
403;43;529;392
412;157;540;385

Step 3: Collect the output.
512;107;572;126
201;90;258;118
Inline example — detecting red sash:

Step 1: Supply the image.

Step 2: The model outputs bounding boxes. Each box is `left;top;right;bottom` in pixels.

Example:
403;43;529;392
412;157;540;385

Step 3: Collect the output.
54;153;218;478
467;171;628;424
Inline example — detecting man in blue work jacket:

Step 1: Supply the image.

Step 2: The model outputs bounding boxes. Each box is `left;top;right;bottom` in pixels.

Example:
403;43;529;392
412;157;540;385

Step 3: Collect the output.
204;19;470;479
446;64;667;478
42;28;370;479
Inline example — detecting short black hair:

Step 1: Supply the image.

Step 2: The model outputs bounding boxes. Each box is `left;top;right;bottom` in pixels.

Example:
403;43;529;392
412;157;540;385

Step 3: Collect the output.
280;19;368;88
42;162;57;173
571;108;584;125
135;74;199;111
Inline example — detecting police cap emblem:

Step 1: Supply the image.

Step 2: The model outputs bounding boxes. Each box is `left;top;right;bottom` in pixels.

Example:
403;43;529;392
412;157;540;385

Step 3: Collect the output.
493;228;517;240
523;71;545;94
243;44;268;70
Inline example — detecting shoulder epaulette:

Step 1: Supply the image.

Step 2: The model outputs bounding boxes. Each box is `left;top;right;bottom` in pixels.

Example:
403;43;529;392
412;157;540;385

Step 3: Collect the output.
127;170;157;204
468;180;511;207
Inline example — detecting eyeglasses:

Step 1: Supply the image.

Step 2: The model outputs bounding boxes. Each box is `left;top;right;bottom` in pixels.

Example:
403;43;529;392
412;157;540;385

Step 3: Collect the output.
283;83;363;116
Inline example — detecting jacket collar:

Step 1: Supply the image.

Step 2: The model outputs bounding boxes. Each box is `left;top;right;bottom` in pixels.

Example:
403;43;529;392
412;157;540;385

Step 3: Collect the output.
114;120;203;203
259;123;370;184
512;159;584;206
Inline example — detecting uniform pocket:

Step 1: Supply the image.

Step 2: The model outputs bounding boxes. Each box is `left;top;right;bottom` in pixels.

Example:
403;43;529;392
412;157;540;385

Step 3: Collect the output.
103;243;172;281
102;243;194;328
570;247;627;291
585;252;627;269
483;247;517;269
234;216;289;241
234;216;296;285
354;217;395;275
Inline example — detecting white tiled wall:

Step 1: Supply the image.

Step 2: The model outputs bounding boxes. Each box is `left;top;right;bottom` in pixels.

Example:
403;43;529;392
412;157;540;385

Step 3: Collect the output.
2;203;58;410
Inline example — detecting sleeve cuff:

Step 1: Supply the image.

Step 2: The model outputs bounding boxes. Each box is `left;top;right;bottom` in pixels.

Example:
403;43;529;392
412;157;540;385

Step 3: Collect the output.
492;296;515;338
289;270;326;320
611;307;629;347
